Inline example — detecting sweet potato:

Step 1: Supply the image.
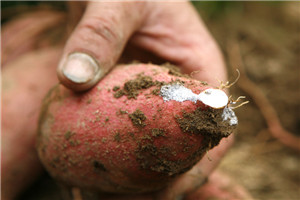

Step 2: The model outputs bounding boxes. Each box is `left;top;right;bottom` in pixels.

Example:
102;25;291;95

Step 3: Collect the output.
1;47;62;200
37;63;237;194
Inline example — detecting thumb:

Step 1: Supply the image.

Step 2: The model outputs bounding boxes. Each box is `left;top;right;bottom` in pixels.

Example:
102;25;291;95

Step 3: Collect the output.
57;2;146;91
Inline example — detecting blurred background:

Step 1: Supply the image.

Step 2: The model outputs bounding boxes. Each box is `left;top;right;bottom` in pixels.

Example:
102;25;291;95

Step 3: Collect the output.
2;1;299;199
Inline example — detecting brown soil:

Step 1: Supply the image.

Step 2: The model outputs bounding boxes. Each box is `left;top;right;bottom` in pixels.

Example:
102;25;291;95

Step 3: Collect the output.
136;143;198;176
128;109;147;128
151;128;166;137
113;75;155;99
177;107;235;149
112;64;187;99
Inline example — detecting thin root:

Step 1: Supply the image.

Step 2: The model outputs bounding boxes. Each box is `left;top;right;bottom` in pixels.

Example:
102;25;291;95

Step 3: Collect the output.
229;96;249;109
231;101;249;109
218;69;240;90
206;150;212;161
190;70;202;78
229;96;246;104
227;40;300;151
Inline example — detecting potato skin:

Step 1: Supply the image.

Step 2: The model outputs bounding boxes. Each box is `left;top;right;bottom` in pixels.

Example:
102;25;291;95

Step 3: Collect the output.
2;48;61;200
37;63;229;194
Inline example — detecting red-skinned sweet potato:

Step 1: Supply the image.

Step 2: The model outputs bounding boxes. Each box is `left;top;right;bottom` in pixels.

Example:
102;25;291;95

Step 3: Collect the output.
2;47;62;200
37;63;236;194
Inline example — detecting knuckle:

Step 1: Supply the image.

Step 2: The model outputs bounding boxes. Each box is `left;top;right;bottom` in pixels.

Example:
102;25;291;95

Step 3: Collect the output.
78;16;122;45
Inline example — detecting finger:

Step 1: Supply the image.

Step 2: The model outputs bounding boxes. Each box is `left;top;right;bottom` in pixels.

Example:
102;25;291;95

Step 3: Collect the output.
57;2;147;91
132;2;227;86
184;170;253;200
157;134;234;200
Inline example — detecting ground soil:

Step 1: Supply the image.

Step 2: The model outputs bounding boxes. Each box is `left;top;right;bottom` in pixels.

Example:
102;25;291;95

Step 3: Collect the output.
12;2;299;200
197;2;300;200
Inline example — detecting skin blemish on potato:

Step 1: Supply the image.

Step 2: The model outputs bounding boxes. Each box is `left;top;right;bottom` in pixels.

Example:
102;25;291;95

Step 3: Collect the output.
69;139;80;146
101;137;107;143
87;99;92;104
117;109;128;115
151;128;166;137
113;86;120;91
93;160;107;172
64;131;75;140
114;132;121;142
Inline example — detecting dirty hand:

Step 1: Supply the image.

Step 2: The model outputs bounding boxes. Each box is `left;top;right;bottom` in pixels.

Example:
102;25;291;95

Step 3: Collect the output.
57;1;233;199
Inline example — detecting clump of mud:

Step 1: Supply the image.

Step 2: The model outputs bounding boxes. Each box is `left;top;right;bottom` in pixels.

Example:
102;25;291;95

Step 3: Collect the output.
113;64;191;100
177;107;235;148
129;109;147;128
113;75;155;99
136;143;200;176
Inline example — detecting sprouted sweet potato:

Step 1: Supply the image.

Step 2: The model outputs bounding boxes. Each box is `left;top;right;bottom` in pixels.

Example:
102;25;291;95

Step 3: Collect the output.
37;63;240;194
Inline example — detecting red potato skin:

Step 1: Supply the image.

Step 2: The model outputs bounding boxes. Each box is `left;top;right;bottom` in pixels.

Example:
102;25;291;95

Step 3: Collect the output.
37;63;232;194
1;47;62;200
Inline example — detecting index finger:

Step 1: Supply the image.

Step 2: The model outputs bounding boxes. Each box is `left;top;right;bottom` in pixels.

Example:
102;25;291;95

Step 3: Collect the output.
57;2;147;91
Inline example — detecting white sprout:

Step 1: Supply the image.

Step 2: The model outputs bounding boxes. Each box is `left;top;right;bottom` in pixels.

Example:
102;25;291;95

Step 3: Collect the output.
160;84;238;126
160;84;229;109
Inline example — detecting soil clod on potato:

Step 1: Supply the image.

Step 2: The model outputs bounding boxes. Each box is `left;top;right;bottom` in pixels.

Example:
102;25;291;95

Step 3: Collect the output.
151;128;166;137
113;86;120;91
113;75;155;99
64;131;75;140
136;142;203;176
176;107;235;149
129;109;147;128
114;132;121;142
112;65;189;99
151;88;161;96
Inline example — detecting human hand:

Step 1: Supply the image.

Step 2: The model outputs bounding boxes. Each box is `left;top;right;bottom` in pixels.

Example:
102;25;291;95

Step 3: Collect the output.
57;2;227;91
56;2;232;200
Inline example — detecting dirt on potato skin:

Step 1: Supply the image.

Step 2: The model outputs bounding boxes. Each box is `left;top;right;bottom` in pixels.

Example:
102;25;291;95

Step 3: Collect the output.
128;109;147;128
113;75;156;99
36;63;235;196
177;107;235;149
112;64;190;100
134;106;236;177
120;65;231;178
109;65;233;178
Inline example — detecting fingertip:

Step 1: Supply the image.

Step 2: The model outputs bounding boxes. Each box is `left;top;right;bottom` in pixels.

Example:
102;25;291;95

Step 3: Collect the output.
57;2;147;92
57;52;104;92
